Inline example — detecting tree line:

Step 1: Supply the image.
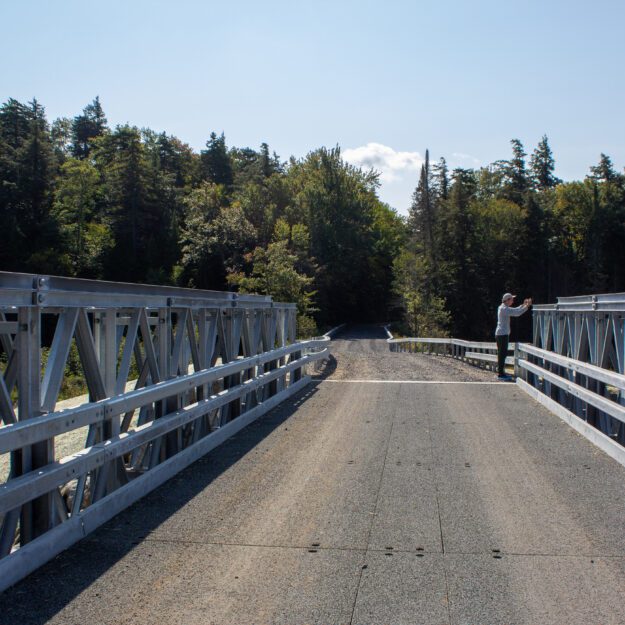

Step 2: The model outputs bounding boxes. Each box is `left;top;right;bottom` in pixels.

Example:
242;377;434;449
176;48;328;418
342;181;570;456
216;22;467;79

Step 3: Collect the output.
399;139;625;339
1;97;624;339
0;97;404;335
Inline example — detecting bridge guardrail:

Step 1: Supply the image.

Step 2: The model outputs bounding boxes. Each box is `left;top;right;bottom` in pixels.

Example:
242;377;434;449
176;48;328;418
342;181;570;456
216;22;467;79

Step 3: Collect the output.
516;343;625;466
387;337;515;371
0;272;329;592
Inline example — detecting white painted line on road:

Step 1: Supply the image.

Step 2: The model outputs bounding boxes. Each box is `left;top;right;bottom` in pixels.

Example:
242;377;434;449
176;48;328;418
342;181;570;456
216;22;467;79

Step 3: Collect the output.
317;378;504;385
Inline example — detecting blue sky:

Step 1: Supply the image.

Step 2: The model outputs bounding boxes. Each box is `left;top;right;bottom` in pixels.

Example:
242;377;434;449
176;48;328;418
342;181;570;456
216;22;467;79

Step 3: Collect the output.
2;0;624;214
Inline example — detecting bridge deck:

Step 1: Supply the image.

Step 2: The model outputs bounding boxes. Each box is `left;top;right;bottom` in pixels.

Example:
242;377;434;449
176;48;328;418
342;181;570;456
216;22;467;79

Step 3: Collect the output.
2;327;625;624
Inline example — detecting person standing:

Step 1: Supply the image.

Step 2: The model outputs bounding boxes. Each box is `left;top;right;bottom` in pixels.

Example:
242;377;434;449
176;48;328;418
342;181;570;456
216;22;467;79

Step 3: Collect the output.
495;293;532;380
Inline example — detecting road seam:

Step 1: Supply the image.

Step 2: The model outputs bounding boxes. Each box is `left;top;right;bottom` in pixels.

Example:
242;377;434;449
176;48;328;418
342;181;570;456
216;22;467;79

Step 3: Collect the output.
427;391;454;625
348;392;398;625
139;538;621;559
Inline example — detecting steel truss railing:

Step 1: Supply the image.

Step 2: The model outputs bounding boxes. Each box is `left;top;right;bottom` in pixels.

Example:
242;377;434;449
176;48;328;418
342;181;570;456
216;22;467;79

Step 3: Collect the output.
516;343;625;465
387;337;515;371
0;272;329;591
524;292;625;446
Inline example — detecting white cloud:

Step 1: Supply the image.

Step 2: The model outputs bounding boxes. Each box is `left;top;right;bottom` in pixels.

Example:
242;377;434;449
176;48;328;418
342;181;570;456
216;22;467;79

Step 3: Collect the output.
343;143;424;183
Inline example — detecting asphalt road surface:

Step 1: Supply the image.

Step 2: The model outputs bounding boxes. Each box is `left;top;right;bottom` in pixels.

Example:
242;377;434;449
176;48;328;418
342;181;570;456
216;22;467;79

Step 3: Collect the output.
2;325;625;624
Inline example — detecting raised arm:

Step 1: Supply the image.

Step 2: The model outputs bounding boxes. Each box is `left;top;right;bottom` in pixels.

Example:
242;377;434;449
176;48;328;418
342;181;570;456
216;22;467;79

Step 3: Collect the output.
508;304;528;317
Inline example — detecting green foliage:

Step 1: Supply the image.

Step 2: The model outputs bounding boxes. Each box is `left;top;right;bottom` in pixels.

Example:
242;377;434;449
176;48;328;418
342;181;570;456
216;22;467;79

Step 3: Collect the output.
228;239;316;316
53;158;112;277
201;132;233;188
91;125;181;282
504;139;529;203
178;182;256;289
0;98;61;273
296;314;318;339
286;146;393;324
392;249;450;337
530;135;560;190
2;95;625;343
71;96;107;159
50;117;73;163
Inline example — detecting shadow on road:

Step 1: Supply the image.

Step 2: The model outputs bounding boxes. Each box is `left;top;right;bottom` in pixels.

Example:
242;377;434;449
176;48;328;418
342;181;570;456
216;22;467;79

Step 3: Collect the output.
0;383;322;624
330;324;388;341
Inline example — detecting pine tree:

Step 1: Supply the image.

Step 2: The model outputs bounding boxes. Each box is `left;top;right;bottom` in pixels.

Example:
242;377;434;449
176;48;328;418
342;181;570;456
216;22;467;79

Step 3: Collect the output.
503;139;528;203
200;132;233;188
590;153;618;183
408;149;437;280
0;98;31;148
260;142;272;178
92;125;151;280
71;96;108;159
437;168;477;336
21;100;54;226
530;135;560;190
0;100;61;271
432;157;449;200
0;99;31;268
408;151;427;243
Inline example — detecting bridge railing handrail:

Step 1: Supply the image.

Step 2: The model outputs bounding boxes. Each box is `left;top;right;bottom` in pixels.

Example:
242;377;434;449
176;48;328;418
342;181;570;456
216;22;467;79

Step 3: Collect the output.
387;337;517;348
0;337;329;520
0;270;299;310
518;343;625;392
0;271;326;592
516;341;625;467
517;344;625;417
387;336;516;371
0;337;327;455
532;291;625;313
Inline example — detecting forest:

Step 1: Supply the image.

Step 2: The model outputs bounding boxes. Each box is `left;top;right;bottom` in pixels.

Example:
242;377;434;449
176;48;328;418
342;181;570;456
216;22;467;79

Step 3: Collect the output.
1;97;624;340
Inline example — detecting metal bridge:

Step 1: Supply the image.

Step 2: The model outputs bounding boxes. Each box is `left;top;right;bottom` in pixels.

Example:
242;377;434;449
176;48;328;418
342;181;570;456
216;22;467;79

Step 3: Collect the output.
1;275;625;625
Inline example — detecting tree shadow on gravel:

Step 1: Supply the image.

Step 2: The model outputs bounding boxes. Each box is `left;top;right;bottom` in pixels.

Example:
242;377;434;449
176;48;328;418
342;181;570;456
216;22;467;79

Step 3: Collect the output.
311;353;337;378
0;383;322;625
330;324;388;341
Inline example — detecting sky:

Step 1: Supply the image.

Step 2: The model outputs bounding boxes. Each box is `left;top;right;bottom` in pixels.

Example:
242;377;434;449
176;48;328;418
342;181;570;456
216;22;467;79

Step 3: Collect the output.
1;0;624;214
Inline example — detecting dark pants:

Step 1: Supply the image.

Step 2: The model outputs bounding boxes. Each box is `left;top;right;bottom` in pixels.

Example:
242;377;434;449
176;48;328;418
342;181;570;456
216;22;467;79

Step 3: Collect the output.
496;334;509;376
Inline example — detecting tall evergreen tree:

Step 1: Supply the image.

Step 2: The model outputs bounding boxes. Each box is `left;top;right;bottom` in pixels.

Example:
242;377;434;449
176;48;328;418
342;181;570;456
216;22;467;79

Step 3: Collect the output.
437;168;477;336
0;99;59;271
92;125;154;280
0;99;31;268
432;157;449;200
0;98;31;148
20;100;55;236
71;96;108;159
590;153;618;183
502;139;528;203
530;135;560;191
200;132;233;188
408;150;436;268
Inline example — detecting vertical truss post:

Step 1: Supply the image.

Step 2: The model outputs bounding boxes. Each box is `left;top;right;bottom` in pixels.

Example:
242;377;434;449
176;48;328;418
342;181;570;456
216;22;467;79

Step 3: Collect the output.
287;308;302;384
163;304;180;461
220;307;244;424
262;308;278;400
17;304;49;542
